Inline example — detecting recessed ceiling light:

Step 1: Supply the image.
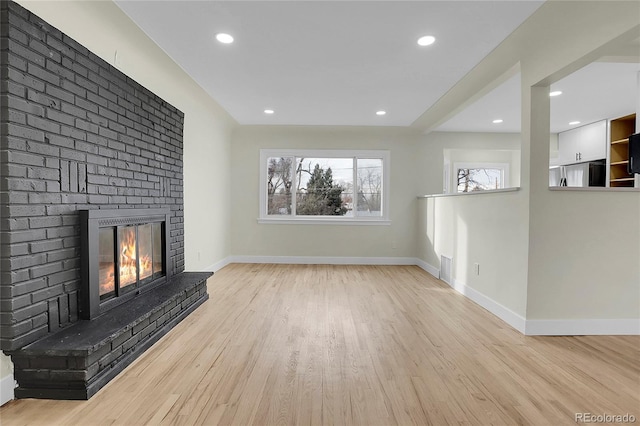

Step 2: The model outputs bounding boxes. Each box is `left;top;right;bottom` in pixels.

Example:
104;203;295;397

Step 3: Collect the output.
417;35;436;47
264;109;274;114
215;33;234;44
549;90;563;97
569;121;580;125
376;110;386;116
492;119;503;124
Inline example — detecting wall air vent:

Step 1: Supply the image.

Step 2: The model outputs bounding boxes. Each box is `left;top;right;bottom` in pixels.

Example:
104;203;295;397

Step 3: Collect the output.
440;255;453;285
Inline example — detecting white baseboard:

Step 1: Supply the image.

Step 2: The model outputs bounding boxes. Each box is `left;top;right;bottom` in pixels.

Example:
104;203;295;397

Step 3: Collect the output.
525;319;640;336
202;257;233;273
228;255;418;266
414;258;439;278
0;374;15;406
203;257;639;336
414;260;526;332
450;278;527;333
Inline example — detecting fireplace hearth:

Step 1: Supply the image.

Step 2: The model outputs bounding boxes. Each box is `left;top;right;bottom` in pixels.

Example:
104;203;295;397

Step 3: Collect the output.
11;271;211;400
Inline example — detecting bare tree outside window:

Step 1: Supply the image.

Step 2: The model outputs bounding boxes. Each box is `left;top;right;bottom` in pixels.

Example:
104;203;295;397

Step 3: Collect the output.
356;159;382;216
267;157;293;214
457;168;502;192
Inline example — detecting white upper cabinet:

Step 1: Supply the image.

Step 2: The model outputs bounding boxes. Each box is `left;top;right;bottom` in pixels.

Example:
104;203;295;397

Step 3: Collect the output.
557;120;607;165
558;128;580;165
579;120;608;161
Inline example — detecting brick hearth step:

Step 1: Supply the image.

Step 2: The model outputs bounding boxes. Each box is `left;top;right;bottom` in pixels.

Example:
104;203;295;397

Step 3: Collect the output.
10;272;212;400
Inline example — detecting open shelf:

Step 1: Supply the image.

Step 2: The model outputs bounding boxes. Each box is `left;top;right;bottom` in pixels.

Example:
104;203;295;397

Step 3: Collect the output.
610;160;629;166
610;178;635;187
608;114;635;188
611;177;635;182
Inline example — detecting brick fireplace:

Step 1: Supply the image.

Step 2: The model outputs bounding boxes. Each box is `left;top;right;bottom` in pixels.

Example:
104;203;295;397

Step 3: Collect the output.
1;1;210;399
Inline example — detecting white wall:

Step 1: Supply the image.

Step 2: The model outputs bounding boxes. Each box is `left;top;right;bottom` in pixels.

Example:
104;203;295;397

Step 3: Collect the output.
0;353;14;405
526;190;640;320
527;86;640;323
549;133;559;165
517;1;640;324
2;0;237;402
182;104;234;272
415;132;528;320
417;191;529;320
416;1;640;330
415;132;521;195
230;126;422;259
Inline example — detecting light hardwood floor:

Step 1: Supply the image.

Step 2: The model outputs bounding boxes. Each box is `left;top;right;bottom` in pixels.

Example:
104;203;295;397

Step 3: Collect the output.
1;264;638;425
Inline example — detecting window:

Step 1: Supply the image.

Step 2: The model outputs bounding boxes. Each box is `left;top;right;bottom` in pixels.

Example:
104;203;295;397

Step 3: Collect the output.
453;162;509;193
260;150;390;224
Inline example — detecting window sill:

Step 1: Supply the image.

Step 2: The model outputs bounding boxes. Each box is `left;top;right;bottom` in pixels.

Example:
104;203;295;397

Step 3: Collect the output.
257;217;391;226
418;187;520;199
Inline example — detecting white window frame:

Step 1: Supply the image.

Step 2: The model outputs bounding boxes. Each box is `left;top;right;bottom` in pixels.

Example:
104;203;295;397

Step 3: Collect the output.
452;162;510;193
259;149;391;225
443;158;451;194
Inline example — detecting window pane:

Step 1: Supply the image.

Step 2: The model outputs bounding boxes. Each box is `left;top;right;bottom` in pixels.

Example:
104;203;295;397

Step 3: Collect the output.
138;224;153;281
457;168;503;192
267;157;293;215
295;157;352;216
119;226;137;288
152;222;163;275
356;158;383;216
98;228;115;300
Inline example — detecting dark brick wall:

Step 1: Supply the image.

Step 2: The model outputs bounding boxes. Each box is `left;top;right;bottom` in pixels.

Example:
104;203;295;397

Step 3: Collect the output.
0;0;185;351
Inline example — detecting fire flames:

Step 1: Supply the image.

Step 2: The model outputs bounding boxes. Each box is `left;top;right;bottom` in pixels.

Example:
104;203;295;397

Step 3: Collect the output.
99;264;115;296
120;228;152;287
97;226;155;298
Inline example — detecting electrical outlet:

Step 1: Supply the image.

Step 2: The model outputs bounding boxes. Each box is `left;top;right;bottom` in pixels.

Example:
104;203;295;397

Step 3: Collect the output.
474;263;480;275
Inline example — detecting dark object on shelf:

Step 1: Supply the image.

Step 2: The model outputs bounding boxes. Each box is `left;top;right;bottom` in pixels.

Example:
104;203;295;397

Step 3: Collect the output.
629;133;640;174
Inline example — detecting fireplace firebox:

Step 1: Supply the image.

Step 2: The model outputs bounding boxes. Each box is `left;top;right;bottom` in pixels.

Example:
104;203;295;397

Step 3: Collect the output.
80;209;170;319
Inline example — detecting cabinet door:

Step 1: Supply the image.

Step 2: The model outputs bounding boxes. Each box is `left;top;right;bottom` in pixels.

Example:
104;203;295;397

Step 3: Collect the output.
558;129;580;165
578;120;607;162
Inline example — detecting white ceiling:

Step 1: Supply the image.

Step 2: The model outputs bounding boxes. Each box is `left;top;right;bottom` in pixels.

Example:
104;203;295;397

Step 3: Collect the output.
436;62;640;134
114;0;544;127
549;62;639;133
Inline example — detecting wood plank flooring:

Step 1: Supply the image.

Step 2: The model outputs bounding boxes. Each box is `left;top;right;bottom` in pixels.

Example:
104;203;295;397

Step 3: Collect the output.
1;264;638;425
